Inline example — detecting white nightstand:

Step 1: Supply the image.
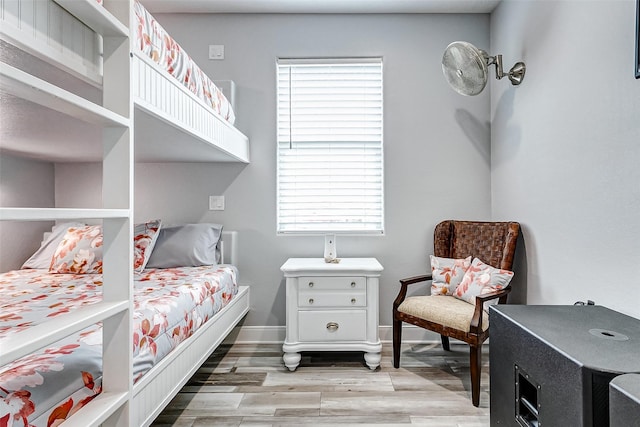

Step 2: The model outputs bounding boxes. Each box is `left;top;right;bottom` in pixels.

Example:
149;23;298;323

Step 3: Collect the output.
280;257;384;371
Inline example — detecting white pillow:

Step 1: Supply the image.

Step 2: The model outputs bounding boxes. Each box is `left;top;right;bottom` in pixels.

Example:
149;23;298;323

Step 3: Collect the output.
21;222;85;269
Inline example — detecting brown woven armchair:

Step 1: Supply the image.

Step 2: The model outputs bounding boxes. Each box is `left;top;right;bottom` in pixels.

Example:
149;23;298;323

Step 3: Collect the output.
392;220;520;407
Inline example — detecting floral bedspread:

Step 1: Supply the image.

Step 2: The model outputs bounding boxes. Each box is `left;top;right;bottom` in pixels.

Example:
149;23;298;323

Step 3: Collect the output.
133;0;236;124
0;265;238;427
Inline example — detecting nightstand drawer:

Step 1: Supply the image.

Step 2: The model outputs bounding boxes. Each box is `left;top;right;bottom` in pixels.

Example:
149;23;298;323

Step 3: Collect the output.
298;310;367;341
298;290;366;307
299;276;365;291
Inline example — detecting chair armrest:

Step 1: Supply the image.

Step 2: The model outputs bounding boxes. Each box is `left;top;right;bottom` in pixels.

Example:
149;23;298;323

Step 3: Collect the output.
400;274;432;286
393;274;433;311
470;286;512;333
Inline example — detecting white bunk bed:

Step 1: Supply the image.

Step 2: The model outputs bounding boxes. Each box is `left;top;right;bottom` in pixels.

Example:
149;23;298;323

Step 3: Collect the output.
0;0;250;425
0;0;250;164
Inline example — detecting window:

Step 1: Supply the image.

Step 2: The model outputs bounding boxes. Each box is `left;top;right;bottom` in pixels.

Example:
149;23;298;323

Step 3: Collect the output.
276;58;384;234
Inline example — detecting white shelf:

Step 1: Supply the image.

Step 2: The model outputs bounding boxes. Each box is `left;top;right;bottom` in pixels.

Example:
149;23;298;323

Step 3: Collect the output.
53;0;128;37
0;208;130;221
0;301;130;366
59;391;130;427
0;63;129;127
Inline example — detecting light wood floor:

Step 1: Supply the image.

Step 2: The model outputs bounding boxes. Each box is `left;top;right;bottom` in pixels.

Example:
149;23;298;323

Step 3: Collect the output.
151;342;490;426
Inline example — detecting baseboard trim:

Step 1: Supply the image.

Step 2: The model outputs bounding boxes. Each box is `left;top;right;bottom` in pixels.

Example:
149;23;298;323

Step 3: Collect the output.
223;325;444;345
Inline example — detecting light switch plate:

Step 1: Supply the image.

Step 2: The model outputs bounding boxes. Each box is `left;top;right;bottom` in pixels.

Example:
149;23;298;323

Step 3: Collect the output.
208;45;224;60
209;195;225;210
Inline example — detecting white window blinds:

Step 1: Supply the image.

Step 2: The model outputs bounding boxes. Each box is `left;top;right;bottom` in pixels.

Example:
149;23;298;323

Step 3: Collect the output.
277;58;384;234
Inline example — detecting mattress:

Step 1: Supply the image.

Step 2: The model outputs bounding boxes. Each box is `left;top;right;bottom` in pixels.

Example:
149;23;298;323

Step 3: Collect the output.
0;265;238;426
133;0;236;124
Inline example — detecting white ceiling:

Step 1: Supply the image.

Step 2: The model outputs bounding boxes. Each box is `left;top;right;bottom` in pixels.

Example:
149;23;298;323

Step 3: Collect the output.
142;0;501;14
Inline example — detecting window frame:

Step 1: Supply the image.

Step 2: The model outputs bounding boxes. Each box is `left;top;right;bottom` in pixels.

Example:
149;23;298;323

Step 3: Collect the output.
276;57;385;236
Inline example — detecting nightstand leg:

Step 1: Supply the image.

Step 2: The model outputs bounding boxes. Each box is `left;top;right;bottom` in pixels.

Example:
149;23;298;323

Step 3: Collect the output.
364;351;381;370
283;351;301;371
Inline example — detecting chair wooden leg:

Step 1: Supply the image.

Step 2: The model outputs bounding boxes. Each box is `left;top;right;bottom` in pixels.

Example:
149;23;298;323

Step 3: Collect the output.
470;344;482;407
392;318;402;368
441;335;450;351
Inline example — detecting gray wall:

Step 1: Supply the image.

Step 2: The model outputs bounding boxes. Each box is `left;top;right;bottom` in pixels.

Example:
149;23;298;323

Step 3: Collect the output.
490;0;640;318
55;13;493;327
0;155;55;271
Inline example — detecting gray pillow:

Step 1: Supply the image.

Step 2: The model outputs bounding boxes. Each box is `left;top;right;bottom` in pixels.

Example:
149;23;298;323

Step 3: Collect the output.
22;222;85;269
146;223;223;268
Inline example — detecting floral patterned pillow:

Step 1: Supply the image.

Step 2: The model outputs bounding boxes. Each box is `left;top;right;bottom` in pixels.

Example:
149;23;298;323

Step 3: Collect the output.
453;257;514;311
49;220;162;274
133;219;162;273
49;225;103;274
430;255;472;296
21;221;85;269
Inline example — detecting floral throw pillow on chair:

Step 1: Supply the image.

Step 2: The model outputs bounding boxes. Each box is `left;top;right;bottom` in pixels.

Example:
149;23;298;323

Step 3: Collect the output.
453;257;514;310
430;255;472;296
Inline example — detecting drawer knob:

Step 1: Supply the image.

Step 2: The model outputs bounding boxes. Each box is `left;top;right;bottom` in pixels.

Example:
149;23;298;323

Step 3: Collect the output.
351;298;356;304
326;322;339;332
309;282;314;288
308;298;314;304
351;281;356;287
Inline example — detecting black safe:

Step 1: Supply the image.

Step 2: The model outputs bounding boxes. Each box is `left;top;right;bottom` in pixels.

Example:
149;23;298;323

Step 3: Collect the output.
489;305;640;427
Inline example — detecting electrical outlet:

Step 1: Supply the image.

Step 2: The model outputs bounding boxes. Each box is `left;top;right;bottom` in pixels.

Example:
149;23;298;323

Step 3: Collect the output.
209;195;225;210
208;45;224;60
